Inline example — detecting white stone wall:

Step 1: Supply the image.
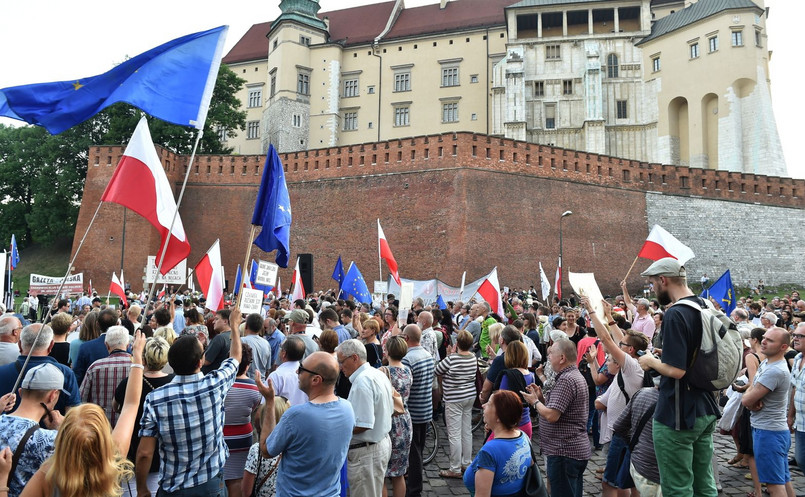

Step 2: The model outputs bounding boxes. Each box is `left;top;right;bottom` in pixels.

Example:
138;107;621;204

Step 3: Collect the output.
645;192;804;287
263;98;310;154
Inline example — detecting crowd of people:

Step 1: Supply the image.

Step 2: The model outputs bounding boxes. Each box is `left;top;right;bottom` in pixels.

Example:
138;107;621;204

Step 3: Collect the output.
0;257;802;497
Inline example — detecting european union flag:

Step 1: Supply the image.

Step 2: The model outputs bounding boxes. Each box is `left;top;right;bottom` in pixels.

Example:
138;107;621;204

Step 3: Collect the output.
0;26;228;134
436;295;447;310
332;256;345;287
252;145;291;268
234;264;243;295
342;262;372;304
9;235;20;270
701;269;736;316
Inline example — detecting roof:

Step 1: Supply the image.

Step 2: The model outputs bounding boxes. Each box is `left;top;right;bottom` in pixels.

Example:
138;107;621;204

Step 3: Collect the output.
224;0;519;64
507;0;613;7
223;22;272;64
638;0;762;45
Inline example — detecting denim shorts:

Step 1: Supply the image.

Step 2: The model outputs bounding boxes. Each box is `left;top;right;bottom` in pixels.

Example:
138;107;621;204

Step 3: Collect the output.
603;433;630;488
752;427;791;485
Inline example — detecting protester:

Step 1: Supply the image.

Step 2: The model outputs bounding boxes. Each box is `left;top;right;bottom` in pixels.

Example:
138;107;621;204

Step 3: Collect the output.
789;322;805;475
242;313;271;380
241;400;289;497
0;315;23;366
613;387;661;497
268;336;308;406
360;318;383;368
401;324;435;497
46;313;72;367
491;340;535;438
79;325;132;427
382;335;412;497
69;311;99;366
181;307;209;349
202;309;233;374
73;308;119;385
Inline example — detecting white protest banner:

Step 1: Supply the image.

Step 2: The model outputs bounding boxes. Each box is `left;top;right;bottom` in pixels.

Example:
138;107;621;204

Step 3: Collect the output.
29;273;84;296
568;272;605;317
374;281;388;295
145;256;187;285
0;253;5;301
255;260;279;287
399;281;414;310
239;288;265;316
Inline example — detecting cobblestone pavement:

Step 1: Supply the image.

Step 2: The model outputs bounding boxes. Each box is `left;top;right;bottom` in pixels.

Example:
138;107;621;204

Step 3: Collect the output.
413;418;805;497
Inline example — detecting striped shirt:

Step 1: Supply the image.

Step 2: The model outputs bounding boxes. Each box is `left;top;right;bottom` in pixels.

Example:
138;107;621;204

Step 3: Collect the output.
140;358;238;492
791;353;805;431
80;350;131;427
434;353;477;403
402;346;435;423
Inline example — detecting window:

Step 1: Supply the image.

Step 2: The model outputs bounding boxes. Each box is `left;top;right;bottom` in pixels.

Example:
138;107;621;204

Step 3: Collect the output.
755;29;762;47
394;72;410;92
300;36;311;46
470;74;479;83
343;79;358;97
394;106;410;126
217;127;227;142
297;73;310;95
248;88;262;108
709;36;718;53
292;114;301;127
546;45;561;60
690;43;699;59
273;39;278;50
534;81;544;97
442;67;459;87
652;56;661;72
616;100;627;119
343;112;357;131
563;80;573;95
442;102;458;123
270;74;276;97
607;54;618;78
368;86;375;94
247;121;259;140
545;104;556;129
731;30;743;46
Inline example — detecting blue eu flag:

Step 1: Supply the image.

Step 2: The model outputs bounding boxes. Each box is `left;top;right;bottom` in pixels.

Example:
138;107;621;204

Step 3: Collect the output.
701;270;736;316
10;235;20;270
252;145;291;268
342;262;372;304
234;264;243;295
0;26;228;134
332;256;345;287
436;295;447;310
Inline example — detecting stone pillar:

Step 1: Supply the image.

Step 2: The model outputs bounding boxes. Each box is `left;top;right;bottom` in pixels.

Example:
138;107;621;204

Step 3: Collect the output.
614;8;620;33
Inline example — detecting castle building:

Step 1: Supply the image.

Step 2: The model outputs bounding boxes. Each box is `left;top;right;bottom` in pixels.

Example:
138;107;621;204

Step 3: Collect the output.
222;0;787;177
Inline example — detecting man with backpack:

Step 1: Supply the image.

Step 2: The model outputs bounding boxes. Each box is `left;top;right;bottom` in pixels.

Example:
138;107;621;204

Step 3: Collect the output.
637;258;723;497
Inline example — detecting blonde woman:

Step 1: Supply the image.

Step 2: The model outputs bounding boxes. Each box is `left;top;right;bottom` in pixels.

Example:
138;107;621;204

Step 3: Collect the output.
241;398;290;497
20;330;146;497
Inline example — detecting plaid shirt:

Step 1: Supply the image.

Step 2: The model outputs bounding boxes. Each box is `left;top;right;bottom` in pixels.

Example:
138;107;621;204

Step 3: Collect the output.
140;358;238;492
538;365;591;461
791;353;805;432
79;350;131;427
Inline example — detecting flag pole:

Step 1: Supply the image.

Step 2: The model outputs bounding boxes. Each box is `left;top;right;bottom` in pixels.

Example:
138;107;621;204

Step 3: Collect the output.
142;129;204;326
236;225;258;308
623;255;640;281
377;219;383;283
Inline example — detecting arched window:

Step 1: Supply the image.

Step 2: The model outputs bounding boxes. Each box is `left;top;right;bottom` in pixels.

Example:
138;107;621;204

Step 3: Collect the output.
607;53;619;78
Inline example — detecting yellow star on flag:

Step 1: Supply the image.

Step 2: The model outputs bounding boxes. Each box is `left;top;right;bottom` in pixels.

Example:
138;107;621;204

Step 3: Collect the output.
72;80;84;91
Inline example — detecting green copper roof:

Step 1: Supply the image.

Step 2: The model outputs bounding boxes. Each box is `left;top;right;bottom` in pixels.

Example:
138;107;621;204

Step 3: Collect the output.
272;0;328;32
637;0;761;45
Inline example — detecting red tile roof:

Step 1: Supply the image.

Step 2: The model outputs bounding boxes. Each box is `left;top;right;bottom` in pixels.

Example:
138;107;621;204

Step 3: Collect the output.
223;0;517;64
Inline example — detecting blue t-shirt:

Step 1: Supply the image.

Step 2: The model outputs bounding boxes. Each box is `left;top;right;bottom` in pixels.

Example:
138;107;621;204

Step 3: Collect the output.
0;415;57;496
266;399;354;497
464;432;531;496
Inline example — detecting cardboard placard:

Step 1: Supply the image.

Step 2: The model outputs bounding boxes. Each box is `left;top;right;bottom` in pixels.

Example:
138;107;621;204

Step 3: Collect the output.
239;288;265;316
568;272;605;317
255;260;279;287
145;256;187;285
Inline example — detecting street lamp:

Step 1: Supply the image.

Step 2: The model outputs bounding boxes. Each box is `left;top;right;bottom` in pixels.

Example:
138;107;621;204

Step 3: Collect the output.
558;210;573;302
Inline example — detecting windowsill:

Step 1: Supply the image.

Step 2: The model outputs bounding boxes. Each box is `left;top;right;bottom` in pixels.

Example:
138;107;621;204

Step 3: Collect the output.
441;85;461;89
394;124;410;128
393;89;412;93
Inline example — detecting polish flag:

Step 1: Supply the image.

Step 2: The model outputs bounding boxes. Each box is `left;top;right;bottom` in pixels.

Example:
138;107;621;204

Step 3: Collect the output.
477;267;503;316
195;239;223;312
101;117;190;274
377;219;401;286
638;225;695;265
110;272;127;307
291;257;305;301
276;275;282;298
157;285;166;300
554;258;562;300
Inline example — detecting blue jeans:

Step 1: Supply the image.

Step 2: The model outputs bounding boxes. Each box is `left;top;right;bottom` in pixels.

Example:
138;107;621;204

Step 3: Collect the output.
156;473;227;497
547;455;587;497
795;430;805;474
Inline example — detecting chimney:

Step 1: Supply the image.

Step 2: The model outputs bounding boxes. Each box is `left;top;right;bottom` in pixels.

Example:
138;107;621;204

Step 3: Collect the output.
440;0;449;9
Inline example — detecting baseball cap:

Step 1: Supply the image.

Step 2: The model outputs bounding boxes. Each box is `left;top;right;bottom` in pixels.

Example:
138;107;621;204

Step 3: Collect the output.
640;258;687;278
21;363;69;394
288;309;309;324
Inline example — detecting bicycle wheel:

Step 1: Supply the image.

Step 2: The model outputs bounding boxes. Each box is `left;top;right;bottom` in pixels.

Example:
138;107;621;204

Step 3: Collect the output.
423;419;439;464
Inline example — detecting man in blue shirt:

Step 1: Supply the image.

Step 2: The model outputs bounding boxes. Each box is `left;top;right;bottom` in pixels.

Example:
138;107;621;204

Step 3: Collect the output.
320;308;350;343
256;351;354;497
72;308;119;385
263;317;284;371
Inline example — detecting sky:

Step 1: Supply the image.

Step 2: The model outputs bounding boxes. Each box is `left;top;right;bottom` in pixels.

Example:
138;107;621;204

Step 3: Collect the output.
1;0;801;179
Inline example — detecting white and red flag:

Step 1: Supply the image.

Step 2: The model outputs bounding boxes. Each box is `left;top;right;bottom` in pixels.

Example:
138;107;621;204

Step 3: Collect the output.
477;267;503;316
554;257;562;300
638;225;695;265
110;272;127;307
157;285;166;300
290;257;305;301
377;219;401;286
195;239;223;312
101;117;190;274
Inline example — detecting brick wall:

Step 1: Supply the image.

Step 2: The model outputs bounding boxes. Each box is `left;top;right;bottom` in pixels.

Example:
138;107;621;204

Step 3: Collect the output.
71;133;803;298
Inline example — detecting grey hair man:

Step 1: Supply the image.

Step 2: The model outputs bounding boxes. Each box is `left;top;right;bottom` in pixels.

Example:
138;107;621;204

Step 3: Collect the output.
0;315;23;366
336;339;393;497
79;325;132;426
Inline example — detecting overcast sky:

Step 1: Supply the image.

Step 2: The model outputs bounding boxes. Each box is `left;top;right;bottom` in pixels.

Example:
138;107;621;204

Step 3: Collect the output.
1;0;800;178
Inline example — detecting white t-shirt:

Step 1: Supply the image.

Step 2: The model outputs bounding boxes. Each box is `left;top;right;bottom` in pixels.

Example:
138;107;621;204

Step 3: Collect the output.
597;353;644;442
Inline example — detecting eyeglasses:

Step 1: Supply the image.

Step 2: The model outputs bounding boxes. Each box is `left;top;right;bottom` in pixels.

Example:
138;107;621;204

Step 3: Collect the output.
297;365;320;377
619;341;632;348
792;334;805;340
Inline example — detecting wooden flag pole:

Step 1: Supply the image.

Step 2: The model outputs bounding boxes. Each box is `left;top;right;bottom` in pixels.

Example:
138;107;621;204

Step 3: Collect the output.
623;255;640;281
237;225;258;308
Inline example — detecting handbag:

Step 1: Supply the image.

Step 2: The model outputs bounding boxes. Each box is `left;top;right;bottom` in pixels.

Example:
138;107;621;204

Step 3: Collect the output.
250;452;281;497
381;366;406;416
523;436;548;497
613;403;656;489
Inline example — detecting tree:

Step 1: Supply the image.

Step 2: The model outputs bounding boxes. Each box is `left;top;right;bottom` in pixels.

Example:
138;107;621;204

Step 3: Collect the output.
0;64;247;248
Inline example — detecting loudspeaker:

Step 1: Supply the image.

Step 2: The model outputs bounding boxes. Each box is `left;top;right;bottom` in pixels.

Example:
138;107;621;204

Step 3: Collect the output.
299;253;314;295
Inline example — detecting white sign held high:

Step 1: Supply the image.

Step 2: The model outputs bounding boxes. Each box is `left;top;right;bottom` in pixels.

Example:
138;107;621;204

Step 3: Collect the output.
239;288;265;315
255;260;279;287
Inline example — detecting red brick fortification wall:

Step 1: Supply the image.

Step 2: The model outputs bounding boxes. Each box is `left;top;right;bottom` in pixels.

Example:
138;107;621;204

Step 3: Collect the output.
72;133;804;297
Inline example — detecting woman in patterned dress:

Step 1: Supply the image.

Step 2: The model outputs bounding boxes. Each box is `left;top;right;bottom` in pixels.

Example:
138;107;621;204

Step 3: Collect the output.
382;335;412;497
241;398;289;497
223;344;262;497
